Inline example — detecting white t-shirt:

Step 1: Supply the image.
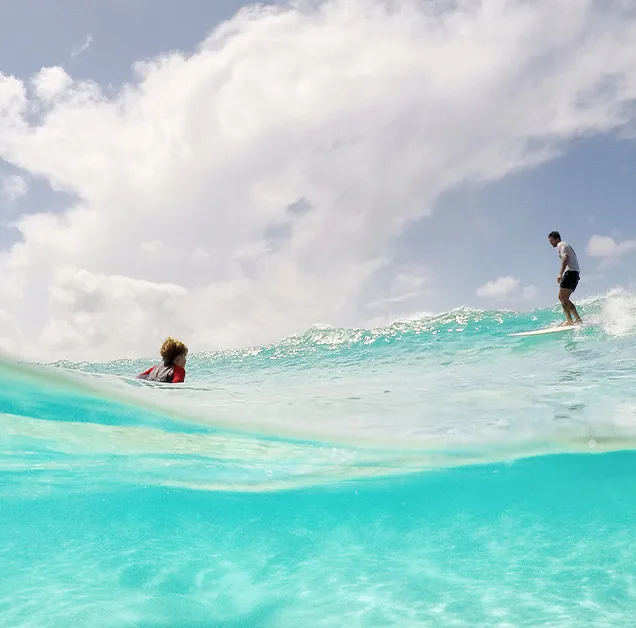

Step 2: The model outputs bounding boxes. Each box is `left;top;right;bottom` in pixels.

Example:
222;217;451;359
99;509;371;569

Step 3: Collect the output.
557;241;580;273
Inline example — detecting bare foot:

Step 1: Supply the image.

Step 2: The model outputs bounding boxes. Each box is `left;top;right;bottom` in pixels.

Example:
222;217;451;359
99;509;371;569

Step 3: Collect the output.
559;321;574;327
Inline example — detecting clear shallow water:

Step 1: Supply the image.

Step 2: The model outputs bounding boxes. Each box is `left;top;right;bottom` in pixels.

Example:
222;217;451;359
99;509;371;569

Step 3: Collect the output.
2;292;636;626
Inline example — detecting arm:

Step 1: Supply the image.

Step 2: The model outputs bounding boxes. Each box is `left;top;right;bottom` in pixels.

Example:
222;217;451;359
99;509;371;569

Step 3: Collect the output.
557;243;568;282
137;366;153;379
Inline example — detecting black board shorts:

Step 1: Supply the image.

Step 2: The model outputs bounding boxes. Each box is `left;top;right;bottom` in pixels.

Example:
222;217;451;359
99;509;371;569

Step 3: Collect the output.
560;270;580;292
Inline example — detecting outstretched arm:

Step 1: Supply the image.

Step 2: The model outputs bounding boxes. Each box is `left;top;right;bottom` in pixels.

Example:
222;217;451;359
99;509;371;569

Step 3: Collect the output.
137;366;153;379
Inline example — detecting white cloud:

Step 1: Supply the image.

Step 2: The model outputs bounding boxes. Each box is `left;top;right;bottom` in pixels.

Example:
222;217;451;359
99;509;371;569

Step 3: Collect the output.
71;34;93;58
522;285;538;301
0;173;27;204
476;277;539;302
41;267;188;357
365;266;432;310
587;234;636;266
476;276;521;300
0;0;636;360
32;67;73;102
477;278;538;302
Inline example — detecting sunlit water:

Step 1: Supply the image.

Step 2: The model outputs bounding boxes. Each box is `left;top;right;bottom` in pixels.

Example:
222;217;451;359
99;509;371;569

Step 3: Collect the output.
2;291;636;626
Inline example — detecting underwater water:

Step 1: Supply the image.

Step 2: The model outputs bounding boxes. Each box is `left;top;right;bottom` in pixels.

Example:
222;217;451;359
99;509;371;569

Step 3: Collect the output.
2;292;636;627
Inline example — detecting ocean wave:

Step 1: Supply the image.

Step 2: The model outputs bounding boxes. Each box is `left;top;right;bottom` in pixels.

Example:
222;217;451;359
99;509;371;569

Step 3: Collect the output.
42;289;636;369
3;290;636;493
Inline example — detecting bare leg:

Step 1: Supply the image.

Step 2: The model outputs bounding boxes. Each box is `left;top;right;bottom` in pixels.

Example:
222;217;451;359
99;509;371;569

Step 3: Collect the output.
568;299;582;324
558;288;582;325
558;288;574;325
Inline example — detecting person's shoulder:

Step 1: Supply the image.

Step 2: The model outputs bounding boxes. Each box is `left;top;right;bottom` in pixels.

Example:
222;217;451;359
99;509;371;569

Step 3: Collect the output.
172;364;186;383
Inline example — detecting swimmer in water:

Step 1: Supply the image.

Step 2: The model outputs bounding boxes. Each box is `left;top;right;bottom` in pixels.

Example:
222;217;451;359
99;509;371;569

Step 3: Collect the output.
137;337;188;383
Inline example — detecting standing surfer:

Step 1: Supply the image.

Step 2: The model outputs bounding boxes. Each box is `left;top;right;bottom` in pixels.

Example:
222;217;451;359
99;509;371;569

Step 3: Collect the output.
548;231;582;326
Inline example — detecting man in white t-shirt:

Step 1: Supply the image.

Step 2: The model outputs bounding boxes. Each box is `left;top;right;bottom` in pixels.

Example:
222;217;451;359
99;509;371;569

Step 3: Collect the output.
548;230;582;326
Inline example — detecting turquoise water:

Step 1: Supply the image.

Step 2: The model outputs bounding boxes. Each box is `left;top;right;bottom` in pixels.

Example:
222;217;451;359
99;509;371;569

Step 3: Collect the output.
2;295;636;626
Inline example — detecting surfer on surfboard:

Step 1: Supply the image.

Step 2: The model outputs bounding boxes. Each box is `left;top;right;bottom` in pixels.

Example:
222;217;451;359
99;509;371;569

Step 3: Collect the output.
548;231;582;327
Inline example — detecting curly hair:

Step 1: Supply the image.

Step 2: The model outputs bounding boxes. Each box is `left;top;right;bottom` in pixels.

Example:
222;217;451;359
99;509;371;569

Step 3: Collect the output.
160;337;188;365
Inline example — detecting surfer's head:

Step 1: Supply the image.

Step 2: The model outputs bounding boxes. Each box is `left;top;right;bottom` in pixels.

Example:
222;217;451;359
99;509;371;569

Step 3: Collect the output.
548;231;561;247
160;337;188;367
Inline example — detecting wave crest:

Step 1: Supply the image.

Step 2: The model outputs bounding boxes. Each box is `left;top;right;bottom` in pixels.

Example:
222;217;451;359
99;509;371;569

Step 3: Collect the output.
3;289;636;493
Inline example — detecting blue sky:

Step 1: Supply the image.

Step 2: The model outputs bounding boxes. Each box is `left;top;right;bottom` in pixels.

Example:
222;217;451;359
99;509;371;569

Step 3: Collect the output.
0;0;258;83
408;135;636;311
1;0;635;360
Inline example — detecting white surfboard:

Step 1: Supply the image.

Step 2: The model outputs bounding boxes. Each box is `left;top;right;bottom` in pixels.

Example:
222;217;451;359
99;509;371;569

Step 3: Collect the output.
508;324;582;337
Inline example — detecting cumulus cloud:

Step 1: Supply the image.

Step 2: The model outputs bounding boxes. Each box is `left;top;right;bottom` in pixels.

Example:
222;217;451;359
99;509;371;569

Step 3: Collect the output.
1;0;636;360
41;267;188;355
476;277;538;302
587;234;636;266
476;276;521;300
32;66;73;102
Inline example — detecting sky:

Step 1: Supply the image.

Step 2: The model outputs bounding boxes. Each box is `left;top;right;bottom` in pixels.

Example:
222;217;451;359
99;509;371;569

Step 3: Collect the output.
0;0;635;362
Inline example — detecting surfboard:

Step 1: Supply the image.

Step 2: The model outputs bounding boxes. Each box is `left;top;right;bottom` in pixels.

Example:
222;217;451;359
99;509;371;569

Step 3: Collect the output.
508;324;582;337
